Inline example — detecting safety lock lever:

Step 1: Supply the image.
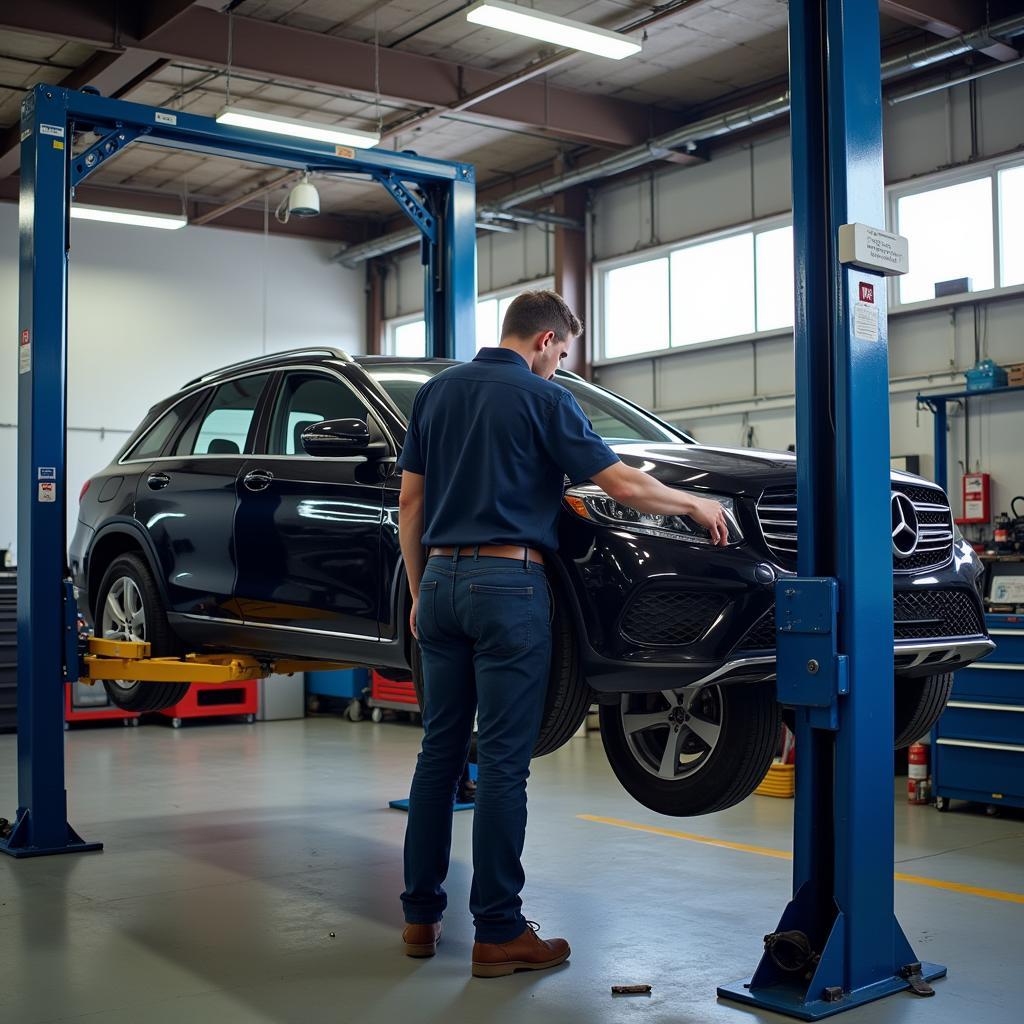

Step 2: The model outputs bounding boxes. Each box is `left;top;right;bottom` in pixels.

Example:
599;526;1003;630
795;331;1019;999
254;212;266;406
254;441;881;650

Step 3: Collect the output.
900;962;936;997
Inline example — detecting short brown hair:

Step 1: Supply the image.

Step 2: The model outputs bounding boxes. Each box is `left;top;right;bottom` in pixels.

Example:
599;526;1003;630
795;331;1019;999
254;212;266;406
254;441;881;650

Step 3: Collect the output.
500;289;583;343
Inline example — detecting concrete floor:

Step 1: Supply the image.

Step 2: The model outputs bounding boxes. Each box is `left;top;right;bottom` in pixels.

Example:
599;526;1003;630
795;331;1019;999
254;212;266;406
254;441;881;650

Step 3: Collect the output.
1;716;1021;1024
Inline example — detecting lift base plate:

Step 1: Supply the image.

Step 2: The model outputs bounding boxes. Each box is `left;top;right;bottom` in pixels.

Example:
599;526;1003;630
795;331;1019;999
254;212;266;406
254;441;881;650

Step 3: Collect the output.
717;961;946;1020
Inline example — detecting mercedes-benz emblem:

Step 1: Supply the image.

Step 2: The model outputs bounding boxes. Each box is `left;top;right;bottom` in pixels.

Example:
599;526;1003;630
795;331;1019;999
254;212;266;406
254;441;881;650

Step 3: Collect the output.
891;492;919;558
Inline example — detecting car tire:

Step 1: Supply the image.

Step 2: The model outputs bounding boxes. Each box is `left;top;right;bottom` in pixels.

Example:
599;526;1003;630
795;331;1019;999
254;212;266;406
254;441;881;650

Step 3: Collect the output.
95;553;190;713
409;576;593;758
599;683;780;817
894;672;953;749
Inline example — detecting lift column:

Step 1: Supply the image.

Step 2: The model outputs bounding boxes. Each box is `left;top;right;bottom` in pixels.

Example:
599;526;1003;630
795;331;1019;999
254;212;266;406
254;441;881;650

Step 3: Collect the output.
3;87;99;857
720;0;934;1017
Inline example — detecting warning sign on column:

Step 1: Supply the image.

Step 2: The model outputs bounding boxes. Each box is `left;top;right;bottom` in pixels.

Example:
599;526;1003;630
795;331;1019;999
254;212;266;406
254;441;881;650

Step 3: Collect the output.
19;329;30;374
853;302;879;342
38;482;55;503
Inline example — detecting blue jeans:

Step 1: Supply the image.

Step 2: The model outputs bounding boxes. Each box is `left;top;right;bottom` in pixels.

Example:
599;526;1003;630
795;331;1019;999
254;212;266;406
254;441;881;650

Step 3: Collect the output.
401;553;552;943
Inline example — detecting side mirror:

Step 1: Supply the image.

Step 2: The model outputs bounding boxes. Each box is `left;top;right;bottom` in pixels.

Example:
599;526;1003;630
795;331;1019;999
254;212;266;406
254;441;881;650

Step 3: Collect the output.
301;418;387;458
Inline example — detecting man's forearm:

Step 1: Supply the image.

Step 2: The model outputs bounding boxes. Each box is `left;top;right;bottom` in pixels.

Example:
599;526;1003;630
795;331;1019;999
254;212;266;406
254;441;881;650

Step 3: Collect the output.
399;505;426;597
614;466;704;516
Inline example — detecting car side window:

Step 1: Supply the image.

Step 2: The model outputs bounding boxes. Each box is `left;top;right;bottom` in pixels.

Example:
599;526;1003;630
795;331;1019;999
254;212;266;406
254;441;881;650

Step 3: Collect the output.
179;375;270;457
129;399;195;461
268;373;371;456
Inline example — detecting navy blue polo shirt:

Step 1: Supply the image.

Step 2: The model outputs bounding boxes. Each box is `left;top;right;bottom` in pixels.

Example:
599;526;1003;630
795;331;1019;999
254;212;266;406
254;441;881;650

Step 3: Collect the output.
396;347;619;551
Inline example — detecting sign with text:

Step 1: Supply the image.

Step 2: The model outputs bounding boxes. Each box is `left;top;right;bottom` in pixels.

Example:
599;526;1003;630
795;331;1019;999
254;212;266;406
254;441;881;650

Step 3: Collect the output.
838;223;908;277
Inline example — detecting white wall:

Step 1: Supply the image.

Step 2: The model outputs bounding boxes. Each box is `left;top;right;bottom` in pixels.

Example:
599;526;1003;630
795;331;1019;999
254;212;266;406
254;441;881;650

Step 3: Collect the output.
591;64;1024;520
0;203;365;560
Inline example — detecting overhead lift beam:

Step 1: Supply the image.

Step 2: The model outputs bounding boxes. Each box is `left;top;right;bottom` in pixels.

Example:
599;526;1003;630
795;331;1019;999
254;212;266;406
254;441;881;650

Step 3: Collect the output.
718;0;941;1018
2;82;476;859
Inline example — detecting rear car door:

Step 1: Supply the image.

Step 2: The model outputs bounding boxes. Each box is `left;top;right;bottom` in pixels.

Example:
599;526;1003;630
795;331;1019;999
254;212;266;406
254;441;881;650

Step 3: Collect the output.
134;373;271;620
232;369;387;639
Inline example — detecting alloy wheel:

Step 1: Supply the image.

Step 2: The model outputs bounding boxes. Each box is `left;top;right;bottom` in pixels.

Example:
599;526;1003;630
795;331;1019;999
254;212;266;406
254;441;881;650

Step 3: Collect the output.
100;575;147;693
620;686;724;780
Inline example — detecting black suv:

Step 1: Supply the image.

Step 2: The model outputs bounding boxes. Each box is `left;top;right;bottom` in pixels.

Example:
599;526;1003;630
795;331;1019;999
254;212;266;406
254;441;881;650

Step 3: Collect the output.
71;348;993;816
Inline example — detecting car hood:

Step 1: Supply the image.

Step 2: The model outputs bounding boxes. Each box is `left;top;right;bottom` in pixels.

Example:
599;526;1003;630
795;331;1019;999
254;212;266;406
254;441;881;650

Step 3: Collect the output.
607;443;946;500
609;442;797;497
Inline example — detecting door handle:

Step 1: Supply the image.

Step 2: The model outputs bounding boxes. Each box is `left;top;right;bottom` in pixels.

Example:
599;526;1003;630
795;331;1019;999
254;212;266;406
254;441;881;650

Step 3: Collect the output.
243;469;274;492
147;472;170;490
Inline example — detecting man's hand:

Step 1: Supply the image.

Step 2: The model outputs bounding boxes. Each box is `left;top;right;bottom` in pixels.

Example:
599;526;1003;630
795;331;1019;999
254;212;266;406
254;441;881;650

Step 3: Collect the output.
410;597;419;640
686;494;729;546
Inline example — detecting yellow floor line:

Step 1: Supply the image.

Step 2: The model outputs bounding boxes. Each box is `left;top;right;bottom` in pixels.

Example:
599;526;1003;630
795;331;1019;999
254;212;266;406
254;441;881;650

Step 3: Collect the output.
578;814;1024;906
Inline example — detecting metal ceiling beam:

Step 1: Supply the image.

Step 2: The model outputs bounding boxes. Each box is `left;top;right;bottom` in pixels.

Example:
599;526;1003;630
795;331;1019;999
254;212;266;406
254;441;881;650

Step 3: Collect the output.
879;1;1019;60
0;1;203;178
0;4;681;151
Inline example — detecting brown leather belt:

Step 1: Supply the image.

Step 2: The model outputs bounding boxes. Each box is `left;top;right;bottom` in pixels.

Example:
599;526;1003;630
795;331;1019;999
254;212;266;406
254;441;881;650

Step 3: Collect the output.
428;545;545;566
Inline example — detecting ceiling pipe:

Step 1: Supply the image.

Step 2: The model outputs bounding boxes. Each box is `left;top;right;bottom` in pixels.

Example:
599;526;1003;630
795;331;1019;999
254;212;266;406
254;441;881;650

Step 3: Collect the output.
336;10;1024;266
888;51;1024;104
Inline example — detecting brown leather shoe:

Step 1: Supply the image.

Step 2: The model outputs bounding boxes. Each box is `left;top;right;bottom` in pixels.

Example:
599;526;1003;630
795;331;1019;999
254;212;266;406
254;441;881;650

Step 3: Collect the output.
403;922;442;958
471;921;570;978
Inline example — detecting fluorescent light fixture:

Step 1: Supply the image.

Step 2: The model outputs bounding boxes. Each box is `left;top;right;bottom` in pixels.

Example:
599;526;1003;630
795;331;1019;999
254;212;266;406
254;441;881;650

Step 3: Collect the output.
216;106;380;148
466;1;641;60
70;205;187;230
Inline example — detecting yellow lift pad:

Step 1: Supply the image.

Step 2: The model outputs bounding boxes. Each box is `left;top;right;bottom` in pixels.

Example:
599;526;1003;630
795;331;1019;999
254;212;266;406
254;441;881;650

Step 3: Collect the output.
83;637;353;684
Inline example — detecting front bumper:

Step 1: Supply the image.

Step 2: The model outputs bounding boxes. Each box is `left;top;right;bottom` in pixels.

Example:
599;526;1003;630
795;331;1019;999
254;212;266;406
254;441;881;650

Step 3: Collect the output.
555;516;991;694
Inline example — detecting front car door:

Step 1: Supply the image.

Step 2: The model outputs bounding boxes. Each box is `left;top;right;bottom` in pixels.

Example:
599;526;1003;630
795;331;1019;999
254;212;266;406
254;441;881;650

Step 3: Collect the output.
232;368;388;648
134;372;272;623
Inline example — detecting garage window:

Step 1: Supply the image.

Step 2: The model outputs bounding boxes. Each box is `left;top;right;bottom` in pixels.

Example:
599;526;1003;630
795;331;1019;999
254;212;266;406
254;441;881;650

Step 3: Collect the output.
999;164;1024;288
896;176;995;303
671;234;755;346
603;257;670;358
268;374;371;456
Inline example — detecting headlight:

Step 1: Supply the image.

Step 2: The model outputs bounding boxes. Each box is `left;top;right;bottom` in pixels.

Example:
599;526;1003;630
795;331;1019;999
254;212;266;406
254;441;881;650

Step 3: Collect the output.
564;484;743;545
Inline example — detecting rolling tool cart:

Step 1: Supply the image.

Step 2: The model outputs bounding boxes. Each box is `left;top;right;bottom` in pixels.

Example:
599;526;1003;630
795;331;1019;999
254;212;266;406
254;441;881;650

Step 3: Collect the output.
306;667;369;721
64;682;139;728
933;612;1024;813
159;679;259;729
368;671;419;724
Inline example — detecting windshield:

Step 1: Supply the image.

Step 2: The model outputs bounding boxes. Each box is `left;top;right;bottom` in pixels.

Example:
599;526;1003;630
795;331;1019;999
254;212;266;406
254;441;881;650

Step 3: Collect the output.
364;361;688;445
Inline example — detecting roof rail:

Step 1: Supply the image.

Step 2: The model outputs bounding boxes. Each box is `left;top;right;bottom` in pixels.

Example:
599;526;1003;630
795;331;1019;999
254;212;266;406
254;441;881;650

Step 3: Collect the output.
183;347;353;388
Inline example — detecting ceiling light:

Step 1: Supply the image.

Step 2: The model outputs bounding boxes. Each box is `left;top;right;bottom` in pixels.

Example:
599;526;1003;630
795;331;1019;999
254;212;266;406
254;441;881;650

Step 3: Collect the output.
70;205;187;230
465;1;641;60
216;106;380;149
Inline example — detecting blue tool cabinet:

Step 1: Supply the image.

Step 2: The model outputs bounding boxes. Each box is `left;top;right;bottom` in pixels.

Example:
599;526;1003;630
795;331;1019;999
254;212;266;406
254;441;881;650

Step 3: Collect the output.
933;615;1024;812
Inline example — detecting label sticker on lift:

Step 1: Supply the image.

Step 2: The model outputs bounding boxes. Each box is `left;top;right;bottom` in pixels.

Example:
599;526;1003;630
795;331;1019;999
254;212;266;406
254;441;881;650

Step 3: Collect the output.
155;111;177;125
853;302;878;342
19;329;30;374
38;466;55;481
40;123;64;138
38;482;55;503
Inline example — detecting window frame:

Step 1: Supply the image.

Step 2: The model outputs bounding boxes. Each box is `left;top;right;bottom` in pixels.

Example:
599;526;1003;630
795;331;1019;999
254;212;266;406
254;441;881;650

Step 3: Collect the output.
593;152;1024;365
382;278;554;356
593;213;793;365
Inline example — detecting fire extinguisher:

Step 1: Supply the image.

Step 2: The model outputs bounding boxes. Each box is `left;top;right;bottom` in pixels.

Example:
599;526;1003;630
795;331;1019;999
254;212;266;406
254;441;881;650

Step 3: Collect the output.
907;742;930;804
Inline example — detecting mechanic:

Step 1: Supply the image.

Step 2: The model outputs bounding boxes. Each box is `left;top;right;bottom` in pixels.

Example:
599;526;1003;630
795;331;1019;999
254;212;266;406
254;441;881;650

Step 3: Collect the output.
396;290;729;978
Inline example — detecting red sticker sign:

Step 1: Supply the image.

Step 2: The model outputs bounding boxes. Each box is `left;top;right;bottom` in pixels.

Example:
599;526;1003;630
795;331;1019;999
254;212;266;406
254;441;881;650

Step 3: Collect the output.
859;283;875;303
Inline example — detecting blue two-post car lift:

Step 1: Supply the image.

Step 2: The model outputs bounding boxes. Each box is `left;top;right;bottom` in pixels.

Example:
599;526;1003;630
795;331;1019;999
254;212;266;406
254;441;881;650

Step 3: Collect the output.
5;0;945;1017
3;80;477;861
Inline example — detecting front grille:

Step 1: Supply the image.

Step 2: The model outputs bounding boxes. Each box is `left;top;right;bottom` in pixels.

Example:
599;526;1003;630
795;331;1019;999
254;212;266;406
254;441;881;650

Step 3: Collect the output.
620;589;726;647
755;482;954;572
735;588;983;651
893;588;983;640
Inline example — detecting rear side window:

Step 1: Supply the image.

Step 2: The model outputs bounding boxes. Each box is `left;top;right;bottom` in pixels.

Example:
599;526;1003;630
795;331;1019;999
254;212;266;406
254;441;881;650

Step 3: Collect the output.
179;375;270;456
268;373;371;456
129;402;191;461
